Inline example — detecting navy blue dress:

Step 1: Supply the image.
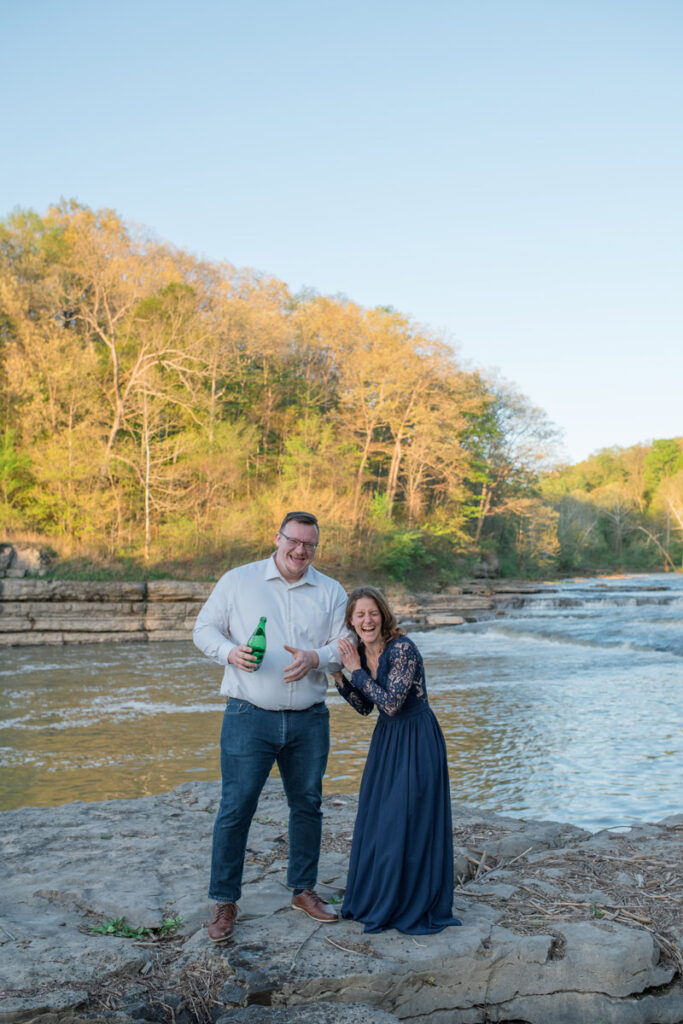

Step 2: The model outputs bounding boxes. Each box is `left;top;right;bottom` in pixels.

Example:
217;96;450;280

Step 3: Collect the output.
336;636;461;934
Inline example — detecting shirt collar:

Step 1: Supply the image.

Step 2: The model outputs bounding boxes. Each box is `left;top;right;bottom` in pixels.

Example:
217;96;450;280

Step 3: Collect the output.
265;553;317;588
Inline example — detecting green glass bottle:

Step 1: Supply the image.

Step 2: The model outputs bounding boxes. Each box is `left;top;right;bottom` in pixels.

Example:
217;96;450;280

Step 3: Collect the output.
247;616;267;670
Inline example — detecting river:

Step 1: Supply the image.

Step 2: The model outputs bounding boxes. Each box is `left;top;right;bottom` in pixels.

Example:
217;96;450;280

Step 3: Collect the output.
1;574;681;830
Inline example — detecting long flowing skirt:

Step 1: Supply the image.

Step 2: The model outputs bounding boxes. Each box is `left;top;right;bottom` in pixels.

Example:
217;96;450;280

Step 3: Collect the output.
341;702;461;934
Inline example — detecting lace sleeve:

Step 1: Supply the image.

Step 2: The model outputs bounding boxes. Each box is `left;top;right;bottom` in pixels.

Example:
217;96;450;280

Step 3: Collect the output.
350;639;419;717
334;674;374;716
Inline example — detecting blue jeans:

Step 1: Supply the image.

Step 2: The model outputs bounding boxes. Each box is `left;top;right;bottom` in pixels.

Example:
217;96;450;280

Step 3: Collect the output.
209;698;330;902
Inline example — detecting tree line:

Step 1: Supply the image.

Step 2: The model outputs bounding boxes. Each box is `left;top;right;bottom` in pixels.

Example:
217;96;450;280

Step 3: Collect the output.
542;439;683;573
0;201;680;581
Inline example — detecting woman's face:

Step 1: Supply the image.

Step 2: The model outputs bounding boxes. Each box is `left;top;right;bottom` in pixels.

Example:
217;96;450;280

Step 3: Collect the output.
350;597;383;645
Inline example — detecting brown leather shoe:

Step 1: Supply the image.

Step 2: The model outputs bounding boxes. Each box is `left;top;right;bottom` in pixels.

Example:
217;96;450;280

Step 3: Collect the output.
207;901;238;942
291;889;338;922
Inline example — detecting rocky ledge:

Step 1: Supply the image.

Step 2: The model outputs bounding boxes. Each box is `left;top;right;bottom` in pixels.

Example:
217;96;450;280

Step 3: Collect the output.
0;579;210;646
1;781;681;1024
0;579;546;647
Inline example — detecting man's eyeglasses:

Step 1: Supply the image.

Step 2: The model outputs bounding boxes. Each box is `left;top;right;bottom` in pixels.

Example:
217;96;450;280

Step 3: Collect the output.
279;530;318;554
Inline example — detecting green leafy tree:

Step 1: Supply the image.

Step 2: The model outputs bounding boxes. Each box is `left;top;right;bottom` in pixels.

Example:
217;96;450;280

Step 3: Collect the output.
643;439;683;501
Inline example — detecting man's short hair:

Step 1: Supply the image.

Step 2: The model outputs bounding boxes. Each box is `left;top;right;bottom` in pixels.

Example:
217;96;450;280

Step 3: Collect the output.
279;511;320;538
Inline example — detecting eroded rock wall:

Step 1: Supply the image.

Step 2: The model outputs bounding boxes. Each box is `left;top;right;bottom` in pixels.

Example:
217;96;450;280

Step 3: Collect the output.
0;579;212;645
0;579;544;646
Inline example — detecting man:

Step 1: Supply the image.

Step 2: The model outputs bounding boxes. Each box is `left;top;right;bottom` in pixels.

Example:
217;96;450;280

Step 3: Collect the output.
193;511;350;942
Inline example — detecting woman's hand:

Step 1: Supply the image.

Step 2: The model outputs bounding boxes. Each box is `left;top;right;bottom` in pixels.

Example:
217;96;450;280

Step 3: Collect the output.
338;636;361;672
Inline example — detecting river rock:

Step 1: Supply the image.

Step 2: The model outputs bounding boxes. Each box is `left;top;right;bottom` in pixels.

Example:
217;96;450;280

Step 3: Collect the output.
0;781;680;1023
0;543;51;578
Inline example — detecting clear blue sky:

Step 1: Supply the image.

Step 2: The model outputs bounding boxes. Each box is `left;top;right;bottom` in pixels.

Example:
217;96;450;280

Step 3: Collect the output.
3;0;681;463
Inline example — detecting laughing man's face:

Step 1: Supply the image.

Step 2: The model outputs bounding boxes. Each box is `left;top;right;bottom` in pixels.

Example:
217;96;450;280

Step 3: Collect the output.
274;522;319;581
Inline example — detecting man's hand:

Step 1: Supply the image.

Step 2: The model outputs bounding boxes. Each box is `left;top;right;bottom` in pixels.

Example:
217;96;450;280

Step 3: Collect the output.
283;645;319;683
228;644;258;672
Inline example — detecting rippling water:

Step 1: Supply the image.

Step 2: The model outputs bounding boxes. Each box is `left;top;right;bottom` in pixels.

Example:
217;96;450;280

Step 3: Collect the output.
1;574;681;829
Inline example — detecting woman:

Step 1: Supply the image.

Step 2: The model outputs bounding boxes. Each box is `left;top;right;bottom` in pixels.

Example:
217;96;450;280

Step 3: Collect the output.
334;585;461;935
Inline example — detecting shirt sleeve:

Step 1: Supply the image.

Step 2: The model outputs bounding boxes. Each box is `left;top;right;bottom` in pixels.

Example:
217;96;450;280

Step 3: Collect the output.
349;638;417;717
314;584;354;672
192;575;236;665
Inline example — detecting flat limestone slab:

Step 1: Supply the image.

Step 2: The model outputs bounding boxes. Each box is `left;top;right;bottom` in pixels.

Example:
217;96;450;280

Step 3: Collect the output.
215;1004;402;1023
0;580;147;601
1;781;681;1023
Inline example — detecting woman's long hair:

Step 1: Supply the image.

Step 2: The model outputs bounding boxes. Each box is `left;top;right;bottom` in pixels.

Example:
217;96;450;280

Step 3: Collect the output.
345;586;404;649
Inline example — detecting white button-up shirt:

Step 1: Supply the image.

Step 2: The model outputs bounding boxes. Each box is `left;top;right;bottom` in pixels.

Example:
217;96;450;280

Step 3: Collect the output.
193;555;350;710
